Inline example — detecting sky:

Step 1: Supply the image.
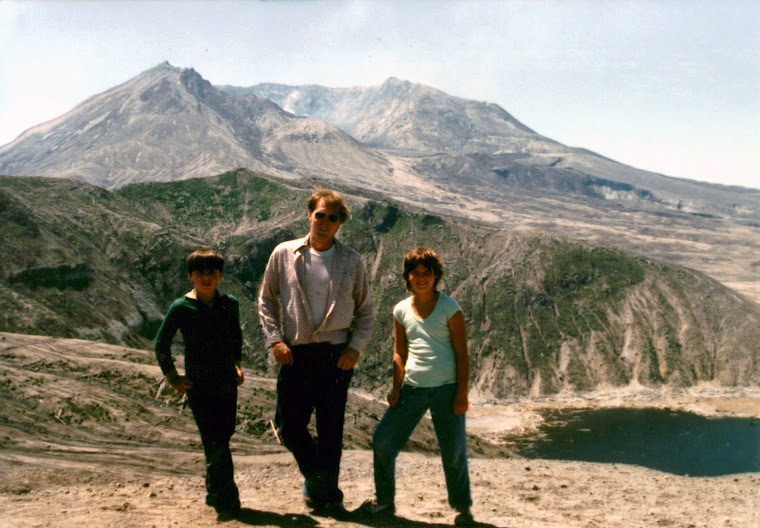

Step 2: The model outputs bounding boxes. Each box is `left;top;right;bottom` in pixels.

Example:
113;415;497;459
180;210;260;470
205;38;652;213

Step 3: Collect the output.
0;0;758;189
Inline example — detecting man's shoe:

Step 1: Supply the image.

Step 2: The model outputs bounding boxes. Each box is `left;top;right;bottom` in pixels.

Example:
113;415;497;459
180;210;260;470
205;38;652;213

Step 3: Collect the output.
312;501;349;519
302;483;314;508
357;498;395;516
454;507;475;526
215;493;241;520
216;503;241;521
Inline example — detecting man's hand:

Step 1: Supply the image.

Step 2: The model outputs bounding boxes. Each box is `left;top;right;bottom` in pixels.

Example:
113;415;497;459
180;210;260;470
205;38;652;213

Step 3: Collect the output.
235;365;245;386
337;347;360;370
169;375;193;395
272;341;294;365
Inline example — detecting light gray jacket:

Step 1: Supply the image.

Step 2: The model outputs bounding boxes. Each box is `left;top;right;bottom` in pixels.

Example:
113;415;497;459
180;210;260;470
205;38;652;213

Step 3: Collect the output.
257;235;375;352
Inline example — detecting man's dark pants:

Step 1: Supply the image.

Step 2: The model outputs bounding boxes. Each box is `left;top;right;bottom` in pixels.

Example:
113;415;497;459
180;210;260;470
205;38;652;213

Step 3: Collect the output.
275;343;353;505
188;386;240;512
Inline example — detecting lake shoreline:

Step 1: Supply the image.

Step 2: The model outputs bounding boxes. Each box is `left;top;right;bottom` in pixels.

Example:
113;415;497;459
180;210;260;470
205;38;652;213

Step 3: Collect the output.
467;384;760;440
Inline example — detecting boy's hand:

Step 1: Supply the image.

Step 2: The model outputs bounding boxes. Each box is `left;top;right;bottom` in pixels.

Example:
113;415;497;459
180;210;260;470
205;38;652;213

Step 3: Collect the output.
272;341;293;365
235;365;245;386
169;375;193;395
337;347;360;370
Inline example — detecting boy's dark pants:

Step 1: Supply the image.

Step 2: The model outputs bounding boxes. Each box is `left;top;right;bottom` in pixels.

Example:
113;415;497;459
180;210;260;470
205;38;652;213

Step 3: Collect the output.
275;343;353;505
188;387;239;511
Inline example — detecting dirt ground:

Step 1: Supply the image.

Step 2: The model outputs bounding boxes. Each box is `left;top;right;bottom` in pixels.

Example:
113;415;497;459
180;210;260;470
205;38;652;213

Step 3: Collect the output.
1;332;758;528
1;447;757;528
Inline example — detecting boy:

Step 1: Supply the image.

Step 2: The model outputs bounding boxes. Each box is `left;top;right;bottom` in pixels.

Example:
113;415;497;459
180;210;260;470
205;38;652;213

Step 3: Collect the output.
154;248;245;518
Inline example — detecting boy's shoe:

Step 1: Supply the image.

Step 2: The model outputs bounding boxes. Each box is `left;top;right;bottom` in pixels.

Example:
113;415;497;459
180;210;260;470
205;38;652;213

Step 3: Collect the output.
205;493;217;508
215;502;241;521
357;498;395;516
454;506;475;526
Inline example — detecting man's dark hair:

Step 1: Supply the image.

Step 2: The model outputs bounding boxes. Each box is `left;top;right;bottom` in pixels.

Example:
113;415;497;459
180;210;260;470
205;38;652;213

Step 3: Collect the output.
186;248;225;274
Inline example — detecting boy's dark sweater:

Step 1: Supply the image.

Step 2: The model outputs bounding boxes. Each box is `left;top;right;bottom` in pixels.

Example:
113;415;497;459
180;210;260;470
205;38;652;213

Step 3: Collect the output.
154;293;242;392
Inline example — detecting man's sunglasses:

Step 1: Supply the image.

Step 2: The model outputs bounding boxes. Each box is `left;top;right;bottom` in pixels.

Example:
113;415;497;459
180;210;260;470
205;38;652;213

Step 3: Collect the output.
314;212;341;222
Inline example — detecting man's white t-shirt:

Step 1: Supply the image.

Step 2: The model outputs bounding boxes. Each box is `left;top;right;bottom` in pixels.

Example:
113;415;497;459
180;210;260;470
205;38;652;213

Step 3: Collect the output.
303;245;335;330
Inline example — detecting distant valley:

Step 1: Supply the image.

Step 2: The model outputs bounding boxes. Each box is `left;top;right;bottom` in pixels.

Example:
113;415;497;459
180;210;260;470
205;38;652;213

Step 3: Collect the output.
1;171;758;399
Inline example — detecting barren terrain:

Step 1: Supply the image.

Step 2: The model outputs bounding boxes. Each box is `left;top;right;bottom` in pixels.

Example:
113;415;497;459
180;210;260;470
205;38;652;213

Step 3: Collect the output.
1;332;758;528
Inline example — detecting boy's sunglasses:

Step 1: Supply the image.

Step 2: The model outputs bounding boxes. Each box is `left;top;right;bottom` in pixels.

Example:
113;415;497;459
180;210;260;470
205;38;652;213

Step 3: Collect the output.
314;211;340;222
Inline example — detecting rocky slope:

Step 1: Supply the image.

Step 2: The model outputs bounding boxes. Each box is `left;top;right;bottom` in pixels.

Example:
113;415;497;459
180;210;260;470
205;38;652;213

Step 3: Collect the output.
1;171;758;399
0;332;502;462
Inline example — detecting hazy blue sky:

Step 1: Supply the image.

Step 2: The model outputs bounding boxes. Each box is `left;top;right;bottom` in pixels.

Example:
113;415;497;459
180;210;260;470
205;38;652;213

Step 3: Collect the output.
1;0;757;188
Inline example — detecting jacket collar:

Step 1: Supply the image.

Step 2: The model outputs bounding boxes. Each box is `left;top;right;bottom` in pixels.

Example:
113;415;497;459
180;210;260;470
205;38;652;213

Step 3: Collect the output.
294;234;343;255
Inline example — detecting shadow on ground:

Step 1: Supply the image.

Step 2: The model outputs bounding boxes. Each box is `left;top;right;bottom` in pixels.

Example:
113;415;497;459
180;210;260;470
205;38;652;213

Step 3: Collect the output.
349;514;503;528
229;507;505;527
227;508;319;526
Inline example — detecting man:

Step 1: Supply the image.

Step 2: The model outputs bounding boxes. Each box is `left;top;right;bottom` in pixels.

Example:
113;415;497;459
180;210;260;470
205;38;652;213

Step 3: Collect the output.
258;188;375;517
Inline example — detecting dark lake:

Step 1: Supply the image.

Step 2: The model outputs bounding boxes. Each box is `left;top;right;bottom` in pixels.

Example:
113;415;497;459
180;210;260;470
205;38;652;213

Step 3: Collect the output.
505;407;760;476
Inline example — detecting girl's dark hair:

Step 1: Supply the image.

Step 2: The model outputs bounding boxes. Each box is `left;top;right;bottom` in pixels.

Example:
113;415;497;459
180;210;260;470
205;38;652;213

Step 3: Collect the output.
186;248;225;274
308;188;349;223
402;247;444;291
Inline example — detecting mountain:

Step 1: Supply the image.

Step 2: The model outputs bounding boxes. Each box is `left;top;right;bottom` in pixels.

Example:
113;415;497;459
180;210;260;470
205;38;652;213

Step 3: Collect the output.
0;62;758;307
0;62;392;190
223;77;540;154
230;77;760;218
2;171;758;399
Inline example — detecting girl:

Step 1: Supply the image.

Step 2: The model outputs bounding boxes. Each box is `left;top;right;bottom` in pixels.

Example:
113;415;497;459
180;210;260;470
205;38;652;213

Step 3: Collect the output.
362;247;473;525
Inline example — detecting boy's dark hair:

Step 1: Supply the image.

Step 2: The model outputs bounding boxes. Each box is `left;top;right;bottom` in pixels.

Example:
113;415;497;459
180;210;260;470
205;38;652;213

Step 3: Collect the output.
402;247;444;291
308;188;349;223
186;248;225;274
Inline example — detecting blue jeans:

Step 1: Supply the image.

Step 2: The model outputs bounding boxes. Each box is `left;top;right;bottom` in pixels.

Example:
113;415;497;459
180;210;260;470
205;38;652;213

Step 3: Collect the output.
372;383;472;510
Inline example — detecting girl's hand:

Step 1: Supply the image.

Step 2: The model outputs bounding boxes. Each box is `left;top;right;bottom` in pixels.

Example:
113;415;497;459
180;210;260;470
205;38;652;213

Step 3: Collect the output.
453;389;469;414
387;387;401;407
235;365;245;386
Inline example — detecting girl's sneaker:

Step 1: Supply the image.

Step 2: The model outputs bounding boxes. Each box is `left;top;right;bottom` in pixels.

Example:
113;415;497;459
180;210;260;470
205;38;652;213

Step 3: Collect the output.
454;506;475;526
